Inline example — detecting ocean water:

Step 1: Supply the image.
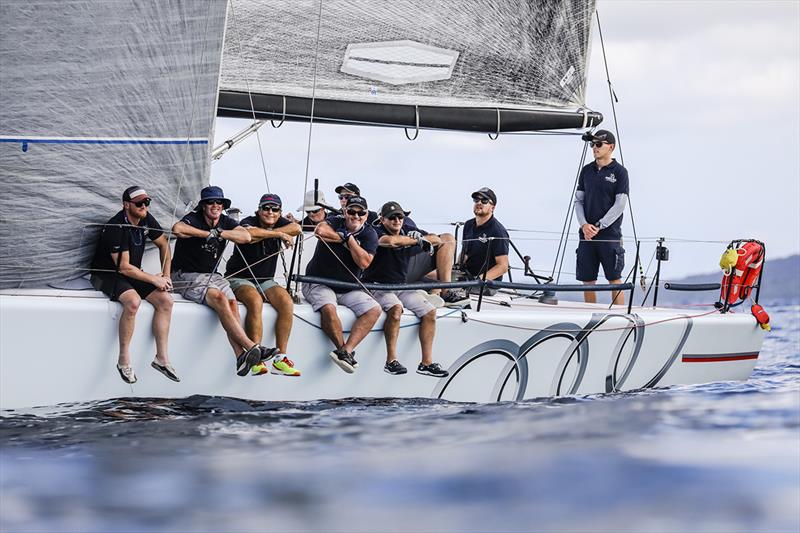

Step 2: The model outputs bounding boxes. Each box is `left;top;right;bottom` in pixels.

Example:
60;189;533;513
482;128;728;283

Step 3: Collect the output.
1;304;798;533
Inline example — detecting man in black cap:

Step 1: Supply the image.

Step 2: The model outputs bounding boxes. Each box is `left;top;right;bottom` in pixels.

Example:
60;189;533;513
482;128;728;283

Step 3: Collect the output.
225;193;302;377
171;185;266;376
362;201;449;377
302;195;381;373
91;186;178;384
459;187;510;287
574;129;629;305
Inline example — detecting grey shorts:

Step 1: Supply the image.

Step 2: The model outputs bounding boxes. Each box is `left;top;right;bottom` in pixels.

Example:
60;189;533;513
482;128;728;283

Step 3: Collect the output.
228;277;279;293
372;290;435;318
301;283;379;316
171;271;235;304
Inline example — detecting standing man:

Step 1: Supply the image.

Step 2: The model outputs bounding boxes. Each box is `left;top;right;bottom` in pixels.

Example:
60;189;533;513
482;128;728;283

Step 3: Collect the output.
91;186;178;384
225;193;302;376
171;186;265;376
362;202;450;377
574;130;629;305
302;195;382;373
460;187;510;290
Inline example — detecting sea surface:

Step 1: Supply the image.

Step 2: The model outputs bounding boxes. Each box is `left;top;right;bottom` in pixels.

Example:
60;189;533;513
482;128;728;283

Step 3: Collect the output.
2;304;798;533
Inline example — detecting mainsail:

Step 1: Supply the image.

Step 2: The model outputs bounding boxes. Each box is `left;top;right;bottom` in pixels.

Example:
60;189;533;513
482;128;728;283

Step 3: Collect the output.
219;0;601;132
0;0;228;288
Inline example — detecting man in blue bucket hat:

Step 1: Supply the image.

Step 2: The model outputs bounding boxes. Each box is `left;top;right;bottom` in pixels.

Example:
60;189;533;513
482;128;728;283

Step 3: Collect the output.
171;186;267;376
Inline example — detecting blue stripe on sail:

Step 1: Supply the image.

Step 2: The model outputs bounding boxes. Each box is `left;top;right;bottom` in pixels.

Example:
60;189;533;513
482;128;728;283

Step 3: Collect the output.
0;138;207;145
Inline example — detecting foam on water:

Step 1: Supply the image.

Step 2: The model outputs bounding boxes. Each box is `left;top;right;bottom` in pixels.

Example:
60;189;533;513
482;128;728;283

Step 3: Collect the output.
2;304;798;532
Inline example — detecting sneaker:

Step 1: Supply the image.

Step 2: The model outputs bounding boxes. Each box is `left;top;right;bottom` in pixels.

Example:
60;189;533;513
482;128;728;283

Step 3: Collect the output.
416;362;449;378
151;360;180;382
350;351;359;369
329;348;355;374
384;360;407;375
442;289;469;308
116;363;137;384
272;356;301;377
236;345;263;376
420;291;444;309
251;362;270;376
259;346;280;363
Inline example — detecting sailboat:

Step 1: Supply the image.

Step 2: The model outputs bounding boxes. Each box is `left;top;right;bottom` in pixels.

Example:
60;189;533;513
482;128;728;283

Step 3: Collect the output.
0;0;765;409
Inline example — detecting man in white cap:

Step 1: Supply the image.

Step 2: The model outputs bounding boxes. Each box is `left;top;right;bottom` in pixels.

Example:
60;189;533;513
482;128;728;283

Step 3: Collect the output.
297;189;329;232
91;185;178;384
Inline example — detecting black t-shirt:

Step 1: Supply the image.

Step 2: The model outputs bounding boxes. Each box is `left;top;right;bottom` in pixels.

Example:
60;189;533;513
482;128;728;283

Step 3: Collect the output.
301;215;321;232
577;159;629;239
362;220;428;284
92;210;164;273
461;215;510;280
172;210;239;273
225;215;291;281
306;215;378;292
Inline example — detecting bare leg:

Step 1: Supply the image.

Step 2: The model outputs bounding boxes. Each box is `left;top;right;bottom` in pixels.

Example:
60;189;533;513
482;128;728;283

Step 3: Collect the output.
319;304;346;350
609;279;625;306
265;286;294;353
116;289;141;367
383;305;402;363
145;290;173;365
419;309;436;365
204;289;257;355
343;306;381;352
583;280;597;304
429;233;455;295
234;285;264;344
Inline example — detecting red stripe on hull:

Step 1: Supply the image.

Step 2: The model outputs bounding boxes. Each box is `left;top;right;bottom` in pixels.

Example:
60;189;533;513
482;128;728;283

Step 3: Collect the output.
682;353;759;363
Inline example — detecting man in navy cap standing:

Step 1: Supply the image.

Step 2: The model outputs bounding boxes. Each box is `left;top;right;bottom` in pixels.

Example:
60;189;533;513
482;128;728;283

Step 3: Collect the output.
171;186;266;376
225;193;302;376
574;129;629;305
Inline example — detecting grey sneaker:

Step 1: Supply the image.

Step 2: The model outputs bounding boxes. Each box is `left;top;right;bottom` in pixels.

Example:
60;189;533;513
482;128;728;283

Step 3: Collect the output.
442;289;469;308
384;360;407;375
236;345;263;376
417;362;449;378
329;348;355;373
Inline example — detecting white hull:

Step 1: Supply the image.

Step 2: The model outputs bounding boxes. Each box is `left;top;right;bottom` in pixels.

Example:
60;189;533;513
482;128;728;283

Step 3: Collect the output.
0;289;764;409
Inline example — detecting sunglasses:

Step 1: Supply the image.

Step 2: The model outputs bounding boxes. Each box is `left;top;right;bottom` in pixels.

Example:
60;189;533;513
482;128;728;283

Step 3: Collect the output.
346;209;366;217
203;199;225;206
473;197;491;205
260;205;281;213
387;214;404;221
306;208;322;215
338;194;354;200
591;141;608;148
131;198;151;208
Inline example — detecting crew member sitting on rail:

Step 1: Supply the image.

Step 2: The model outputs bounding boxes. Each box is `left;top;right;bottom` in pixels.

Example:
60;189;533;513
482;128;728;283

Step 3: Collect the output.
362;202;450;377
171;186;266;377
303;195;381;373
297;190;329;232
459;187;510;292
91;186;178;384
225;193;302;377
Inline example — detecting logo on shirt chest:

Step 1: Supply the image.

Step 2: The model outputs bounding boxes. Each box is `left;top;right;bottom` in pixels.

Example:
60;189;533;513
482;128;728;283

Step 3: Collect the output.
604;173;617;183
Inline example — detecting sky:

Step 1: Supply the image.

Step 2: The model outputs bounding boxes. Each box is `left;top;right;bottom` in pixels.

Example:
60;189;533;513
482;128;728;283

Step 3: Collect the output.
211;0;800;281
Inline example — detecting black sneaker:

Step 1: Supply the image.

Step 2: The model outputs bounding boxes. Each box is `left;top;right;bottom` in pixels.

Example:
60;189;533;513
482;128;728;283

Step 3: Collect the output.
442;289;469;308
350;350;359;368
384;360;407;375
259;346;279;363
236;345;263;376
417;362;449;378
329;348;355;374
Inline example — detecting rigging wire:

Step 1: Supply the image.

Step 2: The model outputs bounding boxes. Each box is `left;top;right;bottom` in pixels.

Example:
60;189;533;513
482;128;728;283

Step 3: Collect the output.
552;141;590;282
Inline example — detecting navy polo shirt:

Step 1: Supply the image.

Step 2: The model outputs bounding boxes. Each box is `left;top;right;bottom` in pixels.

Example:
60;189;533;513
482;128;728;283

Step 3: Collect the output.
225;215;292;282
362;220;428;284
577;159;629;239
172;210;239;273
92;210;164;272
461;215;510;280
306;215;379;292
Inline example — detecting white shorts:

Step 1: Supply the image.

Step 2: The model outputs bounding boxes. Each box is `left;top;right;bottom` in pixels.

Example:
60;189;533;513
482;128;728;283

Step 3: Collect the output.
172;271;234;304
301;283;379;317
372;290;435;318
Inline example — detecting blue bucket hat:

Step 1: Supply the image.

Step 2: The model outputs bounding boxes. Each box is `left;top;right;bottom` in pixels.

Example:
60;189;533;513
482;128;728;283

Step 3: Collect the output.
198;186;231;209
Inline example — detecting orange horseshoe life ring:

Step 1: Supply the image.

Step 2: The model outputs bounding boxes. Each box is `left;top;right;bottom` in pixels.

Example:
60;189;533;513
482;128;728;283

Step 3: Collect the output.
720;240;764;304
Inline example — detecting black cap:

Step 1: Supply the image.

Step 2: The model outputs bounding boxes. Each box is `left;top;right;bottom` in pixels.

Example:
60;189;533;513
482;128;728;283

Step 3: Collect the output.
380;201;410;218
258;193;282;208
591;129;616;145
335;182;361;195
345;195;368;210
122;186;150;202
471;187;497;205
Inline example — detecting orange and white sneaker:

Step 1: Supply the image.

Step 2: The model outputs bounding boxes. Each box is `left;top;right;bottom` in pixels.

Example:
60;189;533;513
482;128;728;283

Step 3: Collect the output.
271;356;301;377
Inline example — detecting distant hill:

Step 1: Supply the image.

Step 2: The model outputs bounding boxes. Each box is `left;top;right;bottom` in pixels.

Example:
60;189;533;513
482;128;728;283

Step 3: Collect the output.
656;254;799;305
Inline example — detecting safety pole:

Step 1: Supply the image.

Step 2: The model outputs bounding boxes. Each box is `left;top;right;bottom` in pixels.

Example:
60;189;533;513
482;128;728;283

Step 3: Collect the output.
627;240;640;314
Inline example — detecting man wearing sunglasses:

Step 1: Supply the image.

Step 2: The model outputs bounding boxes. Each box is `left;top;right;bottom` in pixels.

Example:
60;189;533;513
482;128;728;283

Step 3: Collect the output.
362;202;450;377
303;195;381;373
172;186;266;376
91;186;178;384
297;189;329;231
225;193;302;376
574;129;629;305
459;187;510;290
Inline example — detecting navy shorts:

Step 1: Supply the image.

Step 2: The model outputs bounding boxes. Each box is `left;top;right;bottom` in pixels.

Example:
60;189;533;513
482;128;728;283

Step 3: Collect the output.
576;239;625;282
91;273;157;301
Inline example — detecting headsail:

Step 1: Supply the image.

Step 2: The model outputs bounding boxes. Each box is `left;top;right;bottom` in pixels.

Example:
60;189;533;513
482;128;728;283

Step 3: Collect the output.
219;0;601;132
0;0;229;288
